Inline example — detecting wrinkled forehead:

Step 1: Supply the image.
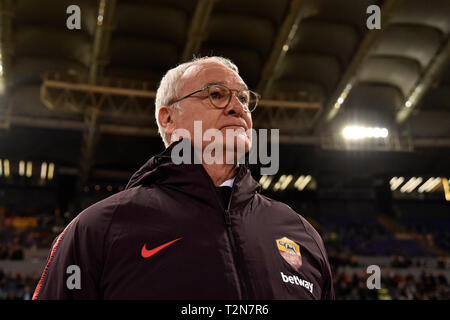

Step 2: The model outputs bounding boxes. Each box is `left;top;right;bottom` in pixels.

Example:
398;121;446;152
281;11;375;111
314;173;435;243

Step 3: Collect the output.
179;62;247;93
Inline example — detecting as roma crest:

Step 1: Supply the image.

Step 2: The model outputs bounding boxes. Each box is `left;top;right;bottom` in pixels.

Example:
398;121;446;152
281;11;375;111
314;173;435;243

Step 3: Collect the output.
276;237;302;269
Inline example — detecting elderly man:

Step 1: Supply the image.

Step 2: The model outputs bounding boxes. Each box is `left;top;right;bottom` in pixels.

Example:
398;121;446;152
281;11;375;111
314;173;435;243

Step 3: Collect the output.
33;56;334;300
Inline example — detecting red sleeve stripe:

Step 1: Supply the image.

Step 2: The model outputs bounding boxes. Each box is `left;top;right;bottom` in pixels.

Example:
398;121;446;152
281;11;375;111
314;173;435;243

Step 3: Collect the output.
32;221;73;300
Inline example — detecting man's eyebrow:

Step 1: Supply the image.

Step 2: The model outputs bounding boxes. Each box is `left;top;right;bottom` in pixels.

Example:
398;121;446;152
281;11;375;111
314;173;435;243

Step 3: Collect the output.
205;81;248;90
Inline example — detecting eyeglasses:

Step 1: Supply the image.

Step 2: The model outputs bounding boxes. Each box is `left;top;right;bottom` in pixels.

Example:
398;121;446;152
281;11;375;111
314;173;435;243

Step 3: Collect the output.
168;84;260;112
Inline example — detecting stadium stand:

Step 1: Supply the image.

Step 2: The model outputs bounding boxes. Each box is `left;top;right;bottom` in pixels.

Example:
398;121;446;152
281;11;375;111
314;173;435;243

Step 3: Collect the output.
1;198;448;300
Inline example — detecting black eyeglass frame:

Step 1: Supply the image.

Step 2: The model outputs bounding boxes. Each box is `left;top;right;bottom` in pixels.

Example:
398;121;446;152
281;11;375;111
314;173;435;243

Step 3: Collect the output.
168;84;261;112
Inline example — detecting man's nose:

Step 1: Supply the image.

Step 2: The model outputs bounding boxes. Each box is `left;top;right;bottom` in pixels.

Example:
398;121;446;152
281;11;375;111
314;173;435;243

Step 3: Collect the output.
225;93;246;116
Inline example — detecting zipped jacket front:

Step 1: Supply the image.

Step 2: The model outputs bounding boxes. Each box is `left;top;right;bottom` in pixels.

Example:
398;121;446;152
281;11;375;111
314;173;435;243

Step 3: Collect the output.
33;140;335;300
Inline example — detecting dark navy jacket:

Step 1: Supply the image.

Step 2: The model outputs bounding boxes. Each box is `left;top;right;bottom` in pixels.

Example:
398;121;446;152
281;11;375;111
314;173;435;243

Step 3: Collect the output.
33;140;334;300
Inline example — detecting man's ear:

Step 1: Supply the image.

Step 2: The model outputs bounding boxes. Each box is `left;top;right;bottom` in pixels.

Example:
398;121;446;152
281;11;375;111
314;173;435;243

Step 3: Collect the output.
158;106;177;142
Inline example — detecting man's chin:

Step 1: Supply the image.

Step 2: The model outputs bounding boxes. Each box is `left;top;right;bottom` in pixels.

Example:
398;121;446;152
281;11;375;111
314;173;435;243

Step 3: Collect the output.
225;134;250;149
224;138;250;162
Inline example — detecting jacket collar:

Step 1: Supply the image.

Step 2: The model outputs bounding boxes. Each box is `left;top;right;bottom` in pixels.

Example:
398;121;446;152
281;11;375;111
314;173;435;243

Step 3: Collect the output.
125;139;260;210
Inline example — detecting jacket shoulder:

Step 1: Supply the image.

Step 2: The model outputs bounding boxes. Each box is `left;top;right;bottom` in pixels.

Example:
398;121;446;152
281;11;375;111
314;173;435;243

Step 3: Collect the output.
74;190;125;231
32;191;127;299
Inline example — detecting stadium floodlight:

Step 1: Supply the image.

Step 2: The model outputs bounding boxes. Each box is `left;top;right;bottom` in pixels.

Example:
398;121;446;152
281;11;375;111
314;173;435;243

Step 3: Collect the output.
26;161;33;178
294;175;312;191
273;182;280;191
3;159;9;177
334;83;352;110
19;161;25;176
390;176;405;191
342;126;388;140
418;177;441;193
0;159;9;177
427;177;443;192
408;177;423;193
400;177;423;193
279;175;293;191
272;175;294;192
261;176;273;190
294;175;304;188
273;175;286;192
48;163;55;180
41;162;48;180
400;177;415;193
259;175;267;185
97;0;106;26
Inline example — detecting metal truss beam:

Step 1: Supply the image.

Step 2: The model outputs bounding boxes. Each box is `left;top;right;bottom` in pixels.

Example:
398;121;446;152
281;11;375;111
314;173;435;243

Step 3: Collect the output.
396;36;450;124
74;0;117;203
181;0;215;62
3;114;450;150
0;0;14;129
257;0;311;95
312;0;401;131
89;0;117;81
0;0;13;86
41;72;321;131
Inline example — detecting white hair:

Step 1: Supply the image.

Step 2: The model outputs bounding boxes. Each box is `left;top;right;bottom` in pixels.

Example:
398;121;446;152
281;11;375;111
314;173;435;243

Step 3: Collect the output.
155;56;239;147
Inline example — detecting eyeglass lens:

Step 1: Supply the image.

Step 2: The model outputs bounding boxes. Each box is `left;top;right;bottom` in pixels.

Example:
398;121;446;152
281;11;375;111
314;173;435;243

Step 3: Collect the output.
207;85;258;112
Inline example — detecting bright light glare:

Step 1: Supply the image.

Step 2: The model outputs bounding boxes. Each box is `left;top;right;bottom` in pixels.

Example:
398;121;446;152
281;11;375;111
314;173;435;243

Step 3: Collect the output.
400;177;423;193
280;175;293;191
260;176;273;190
418;177;441;193
19;161;25;176
342;126;389;140
48;163;55;180
26;161;32;178
259;175;267;185
40;162;48;179
3;159;9;177
294;175;312;191
390;176;404;191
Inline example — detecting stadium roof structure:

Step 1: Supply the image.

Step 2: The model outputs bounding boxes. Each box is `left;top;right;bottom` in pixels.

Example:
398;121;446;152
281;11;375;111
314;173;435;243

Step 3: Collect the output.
0;0;449;205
